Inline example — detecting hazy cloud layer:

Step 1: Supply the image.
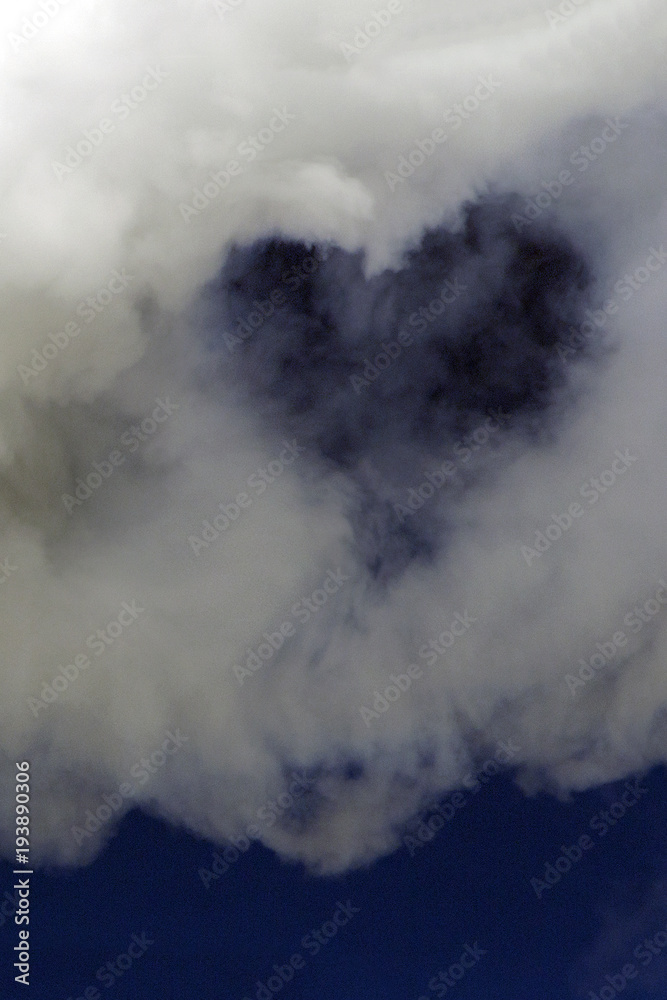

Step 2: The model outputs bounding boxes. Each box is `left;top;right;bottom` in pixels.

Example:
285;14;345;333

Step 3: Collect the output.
0;0;666;872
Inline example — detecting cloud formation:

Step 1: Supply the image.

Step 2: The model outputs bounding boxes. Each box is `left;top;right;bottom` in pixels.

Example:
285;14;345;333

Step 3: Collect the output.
0;0;666;872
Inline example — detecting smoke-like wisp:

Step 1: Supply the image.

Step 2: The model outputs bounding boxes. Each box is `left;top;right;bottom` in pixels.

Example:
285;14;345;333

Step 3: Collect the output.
0;0;666;872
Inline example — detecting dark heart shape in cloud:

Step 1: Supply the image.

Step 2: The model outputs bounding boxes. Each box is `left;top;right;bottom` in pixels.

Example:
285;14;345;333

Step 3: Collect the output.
203;195;600;583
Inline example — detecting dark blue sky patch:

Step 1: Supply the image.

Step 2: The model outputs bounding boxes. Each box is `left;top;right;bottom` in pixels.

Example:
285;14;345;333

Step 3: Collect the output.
6;767;666;999
197;195;599;585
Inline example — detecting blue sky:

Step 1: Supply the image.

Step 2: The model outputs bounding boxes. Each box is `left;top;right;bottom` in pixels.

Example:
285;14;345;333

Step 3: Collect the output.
2;3;666;1000
4;764;666;1000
